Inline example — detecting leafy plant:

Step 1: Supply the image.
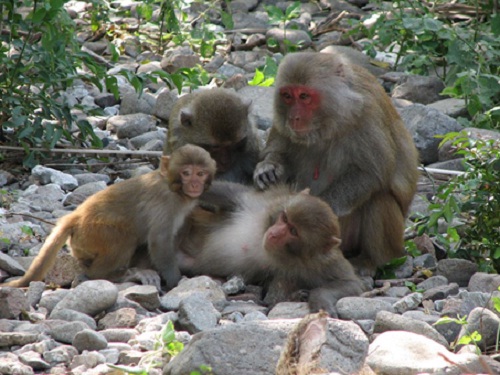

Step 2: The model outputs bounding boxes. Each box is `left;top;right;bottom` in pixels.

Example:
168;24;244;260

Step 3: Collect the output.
415;132;500;272
265;1;302;53
354;0;500;129
0;0;109;167
249;56;278;87
108;320;185;374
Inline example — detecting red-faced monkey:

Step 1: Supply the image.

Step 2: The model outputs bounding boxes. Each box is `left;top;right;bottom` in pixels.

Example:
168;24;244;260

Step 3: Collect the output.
254;52;419;275
165;88;261;184
2;144;216;290
177;181;367;317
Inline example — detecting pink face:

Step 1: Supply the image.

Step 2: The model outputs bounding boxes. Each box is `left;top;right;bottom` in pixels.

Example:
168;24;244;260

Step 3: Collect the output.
180;165;210;198
264;211;298;251
279;85;321;134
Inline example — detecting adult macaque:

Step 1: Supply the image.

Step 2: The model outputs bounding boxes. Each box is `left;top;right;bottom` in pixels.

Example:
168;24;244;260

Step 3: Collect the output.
3;144;216;290
254;52;419;275
177;182;367;317
165;88;261;184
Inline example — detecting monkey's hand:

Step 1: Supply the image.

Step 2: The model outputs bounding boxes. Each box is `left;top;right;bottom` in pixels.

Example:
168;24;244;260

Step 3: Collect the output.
123;268;162;291
254;161;285;190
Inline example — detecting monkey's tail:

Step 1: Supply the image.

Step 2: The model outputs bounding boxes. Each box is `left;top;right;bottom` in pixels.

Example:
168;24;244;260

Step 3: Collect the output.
3;219;73;288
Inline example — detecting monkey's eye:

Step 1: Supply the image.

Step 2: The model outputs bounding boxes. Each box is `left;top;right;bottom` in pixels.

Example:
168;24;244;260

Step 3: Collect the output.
181;170;192;177
280;91;293;102
299;92;311;102
289;225;298;237
197;171;207;177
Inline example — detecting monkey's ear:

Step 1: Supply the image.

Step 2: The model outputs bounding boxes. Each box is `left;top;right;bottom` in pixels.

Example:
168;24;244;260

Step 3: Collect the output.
160;156;170;177
242;98;252;111
180;109;193;127
324;236;341;252
299;188;310;195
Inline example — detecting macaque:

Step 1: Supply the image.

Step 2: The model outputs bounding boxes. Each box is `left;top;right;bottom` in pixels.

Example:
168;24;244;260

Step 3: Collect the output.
254;52;419;275
2;144;216;290
177;182;367;317
165;88;261;184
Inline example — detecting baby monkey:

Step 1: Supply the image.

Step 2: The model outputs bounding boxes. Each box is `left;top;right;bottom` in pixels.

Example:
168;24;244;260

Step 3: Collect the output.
2;144;216;290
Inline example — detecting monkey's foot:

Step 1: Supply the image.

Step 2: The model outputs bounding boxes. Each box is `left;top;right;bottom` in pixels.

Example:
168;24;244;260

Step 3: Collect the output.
123;268;161;291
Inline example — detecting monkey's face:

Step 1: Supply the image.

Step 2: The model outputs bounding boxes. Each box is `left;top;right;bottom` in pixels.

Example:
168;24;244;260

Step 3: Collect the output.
180;165;211;198
277;85;322;142
264;210;304;260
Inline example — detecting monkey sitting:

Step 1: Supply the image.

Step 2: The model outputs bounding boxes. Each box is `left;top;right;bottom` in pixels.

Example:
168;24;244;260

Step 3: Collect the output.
2;144;216;290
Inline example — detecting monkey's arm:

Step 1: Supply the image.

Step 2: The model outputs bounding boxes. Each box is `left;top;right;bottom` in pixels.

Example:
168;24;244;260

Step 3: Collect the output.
254;128;289;189
322;163;387;216
198;180;252;213
147;224;181;290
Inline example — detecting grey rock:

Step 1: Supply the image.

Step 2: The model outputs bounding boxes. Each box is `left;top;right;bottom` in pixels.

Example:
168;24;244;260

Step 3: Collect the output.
459;307;500;351
42;345;78;365
31;166;78;191
62;181;107;206
422;283;460;301
242;310;268;321
437;259;478;287
399;103;463;164
72;329;108;352
0;251;26;276
221;301;269;316
393;292;423;313
385;286;411;298
417;275;449;291
267;302;310;319
99;328;138;343
106;113;157;139
0;352;35;375
374;310;448;347
26;281;46;307
121;285;161;311
39;289;71;314
221;275;246;295
18;350;50;370
153;88;178;121
266;28;312;53
20;184;65;212
52;280;118;316
392;75;446;105
367;331;483;375
238;85;274;130
160;276;227;311
129;129;166;149
49;321;91;344
49;308;97;330
427;98;468;118
73;173;110;186
337;297;395;320
97;307;138;330
0;332;40;348
70;351;106;369
177;294;221;334
0;287;30;319
413;253;437;269
468;272;500;293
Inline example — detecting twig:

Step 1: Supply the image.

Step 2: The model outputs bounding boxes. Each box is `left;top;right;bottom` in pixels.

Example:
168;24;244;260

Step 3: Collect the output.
0;145;162;158
6;212;56;226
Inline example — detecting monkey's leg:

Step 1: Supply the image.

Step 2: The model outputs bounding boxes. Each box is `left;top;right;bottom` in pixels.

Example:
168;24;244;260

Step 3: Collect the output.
342;193;406;276
70;224;137;281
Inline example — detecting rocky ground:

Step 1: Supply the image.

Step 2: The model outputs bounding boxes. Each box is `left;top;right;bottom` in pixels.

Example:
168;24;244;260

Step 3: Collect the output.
1;0;500;374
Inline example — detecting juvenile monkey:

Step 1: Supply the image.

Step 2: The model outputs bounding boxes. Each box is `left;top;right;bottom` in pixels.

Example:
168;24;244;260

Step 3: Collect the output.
3;144;216;289
177;182;367;317
165;88;261;184
254;52;420;275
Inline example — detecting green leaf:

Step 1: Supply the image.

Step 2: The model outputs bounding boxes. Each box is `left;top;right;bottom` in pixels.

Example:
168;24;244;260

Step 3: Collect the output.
221;9;234;29
492;14;500;36
162;321;176;345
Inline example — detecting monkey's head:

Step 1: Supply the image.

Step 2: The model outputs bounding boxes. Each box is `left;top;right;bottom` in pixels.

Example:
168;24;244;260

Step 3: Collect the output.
178;89;252;173
264;192;341;268
273;52;365;145
162;144;217;197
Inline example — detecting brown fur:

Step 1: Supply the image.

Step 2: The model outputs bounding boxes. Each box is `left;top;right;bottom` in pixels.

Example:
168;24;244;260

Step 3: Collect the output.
165;88;261;184
254;52;419;275
3;144;216;289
